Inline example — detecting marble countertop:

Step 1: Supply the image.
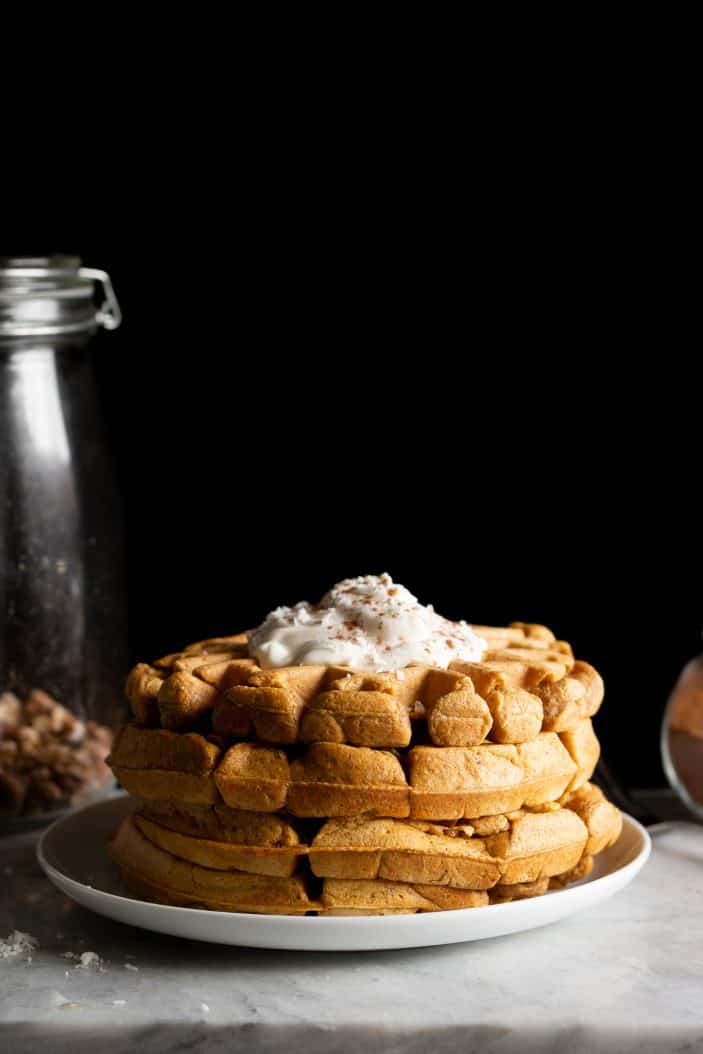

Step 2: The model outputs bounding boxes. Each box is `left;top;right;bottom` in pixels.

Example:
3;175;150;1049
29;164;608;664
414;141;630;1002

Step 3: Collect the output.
1;816;702;1053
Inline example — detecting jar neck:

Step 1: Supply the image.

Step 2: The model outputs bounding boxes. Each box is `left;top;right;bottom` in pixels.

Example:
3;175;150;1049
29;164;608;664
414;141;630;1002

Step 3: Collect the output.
0;258;121;339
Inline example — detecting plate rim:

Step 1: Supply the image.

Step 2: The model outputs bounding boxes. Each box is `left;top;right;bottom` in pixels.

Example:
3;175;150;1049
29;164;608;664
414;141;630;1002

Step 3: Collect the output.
36;792;652;931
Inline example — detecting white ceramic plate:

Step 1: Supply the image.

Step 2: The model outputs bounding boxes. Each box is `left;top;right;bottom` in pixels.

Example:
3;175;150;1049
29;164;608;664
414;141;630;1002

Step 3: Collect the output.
37;795;650;952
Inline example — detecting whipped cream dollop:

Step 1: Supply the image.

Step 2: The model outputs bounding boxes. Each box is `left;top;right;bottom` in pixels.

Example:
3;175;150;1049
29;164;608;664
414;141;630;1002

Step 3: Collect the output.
248;574;486;671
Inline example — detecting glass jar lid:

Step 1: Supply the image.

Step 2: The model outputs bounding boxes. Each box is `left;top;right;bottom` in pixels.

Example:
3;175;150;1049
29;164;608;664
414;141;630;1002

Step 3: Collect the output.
0;255;121;338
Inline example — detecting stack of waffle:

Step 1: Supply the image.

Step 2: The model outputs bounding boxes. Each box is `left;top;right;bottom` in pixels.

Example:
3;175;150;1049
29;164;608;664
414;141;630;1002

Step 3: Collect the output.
108;623;622;915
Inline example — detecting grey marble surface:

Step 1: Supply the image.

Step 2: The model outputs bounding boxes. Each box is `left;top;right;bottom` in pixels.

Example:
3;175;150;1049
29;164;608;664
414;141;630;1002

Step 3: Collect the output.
0;818;702;1053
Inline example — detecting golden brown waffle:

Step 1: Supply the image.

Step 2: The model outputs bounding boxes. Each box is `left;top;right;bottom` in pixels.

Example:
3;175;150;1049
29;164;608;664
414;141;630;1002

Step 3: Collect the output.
111;815;315;914
488;876;551;903
132;816;303;878
308;816;499;887
487;861;599;904
108;723;221;804
109;724;596;820
309;805;590;888
124;782;620;887
111;784;620;915
136;798;302;847
123;623;604;749
318;880;489;914
559;782;623;855
133;802;305;878
404;734;578;820
547;853;595;890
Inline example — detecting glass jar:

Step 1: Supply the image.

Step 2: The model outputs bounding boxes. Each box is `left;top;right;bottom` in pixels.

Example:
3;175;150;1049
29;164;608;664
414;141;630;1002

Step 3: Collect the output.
661;653;703;822
0;256;126;830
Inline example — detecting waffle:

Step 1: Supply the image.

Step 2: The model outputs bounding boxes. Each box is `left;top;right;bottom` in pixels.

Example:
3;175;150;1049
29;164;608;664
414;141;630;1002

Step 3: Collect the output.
108;723;221;804
136;798;303;847
547;853;595;890
559;782;623;855
487;863;599;904
124;782;620;889
317;866;595;913
109;723;595;820
318;880;489;914
109;608;621;917
110;783;620;915
488;876;552;903
309;805;590;888
133;802;305;877
123;622;604;749
222;733;580;820
111;814;315;914
404;734;578;820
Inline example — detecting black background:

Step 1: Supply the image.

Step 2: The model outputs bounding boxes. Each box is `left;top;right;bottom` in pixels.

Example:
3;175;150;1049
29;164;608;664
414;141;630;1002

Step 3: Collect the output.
11;188;700;790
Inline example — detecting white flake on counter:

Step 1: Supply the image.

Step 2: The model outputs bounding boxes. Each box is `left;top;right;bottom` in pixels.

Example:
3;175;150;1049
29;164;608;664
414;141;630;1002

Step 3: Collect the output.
0;930;38;960
75;951;104;971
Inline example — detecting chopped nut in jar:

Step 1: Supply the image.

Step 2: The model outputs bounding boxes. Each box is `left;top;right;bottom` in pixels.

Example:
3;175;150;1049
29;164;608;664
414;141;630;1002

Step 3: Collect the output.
0;690;113;817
